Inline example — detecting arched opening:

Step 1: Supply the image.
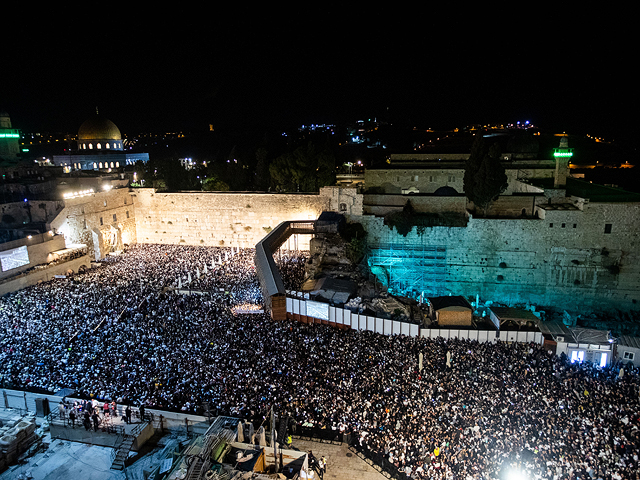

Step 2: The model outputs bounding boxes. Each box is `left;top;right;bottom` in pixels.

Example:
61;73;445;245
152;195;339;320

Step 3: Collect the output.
433;186;459;195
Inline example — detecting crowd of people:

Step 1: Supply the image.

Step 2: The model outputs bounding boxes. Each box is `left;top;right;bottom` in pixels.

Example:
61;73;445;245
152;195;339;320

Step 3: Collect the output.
0;243;638;480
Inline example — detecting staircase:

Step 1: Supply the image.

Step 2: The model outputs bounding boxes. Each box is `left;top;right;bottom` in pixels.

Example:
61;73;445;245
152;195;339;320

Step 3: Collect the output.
110;433;135;470
110;420;150;470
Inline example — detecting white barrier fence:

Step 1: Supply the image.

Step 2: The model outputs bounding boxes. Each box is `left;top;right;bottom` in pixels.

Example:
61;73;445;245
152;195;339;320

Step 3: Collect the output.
286;293;419;337
285;292;543;345
421;328;543;344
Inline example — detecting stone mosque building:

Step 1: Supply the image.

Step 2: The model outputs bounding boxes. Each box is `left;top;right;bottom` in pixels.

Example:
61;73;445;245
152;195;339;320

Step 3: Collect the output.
77;111;124;152
52;109;148;171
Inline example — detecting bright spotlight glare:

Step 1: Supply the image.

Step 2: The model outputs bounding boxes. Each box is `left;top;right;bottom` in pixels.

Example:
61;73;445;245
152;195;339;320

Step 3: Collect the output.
507;469;527;480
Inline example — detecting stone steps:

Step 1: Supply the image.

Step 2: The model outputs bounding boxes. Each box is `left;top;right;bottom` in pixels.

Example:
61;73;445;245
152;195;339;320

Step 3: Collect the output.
110;435;135;470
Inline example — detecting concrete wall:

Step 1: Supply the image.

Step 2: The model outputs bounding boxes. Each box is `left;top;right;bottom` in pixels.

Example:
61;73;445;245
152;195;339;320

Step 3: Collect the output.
0;255;91;296
133;189;330;249
357;199;640;313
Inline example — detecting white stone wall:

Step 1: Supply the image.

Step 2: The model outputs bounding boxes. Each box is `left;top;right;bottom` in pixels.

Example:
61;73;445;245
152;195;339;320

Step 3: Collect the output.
50;188;137;260
133;189;330;249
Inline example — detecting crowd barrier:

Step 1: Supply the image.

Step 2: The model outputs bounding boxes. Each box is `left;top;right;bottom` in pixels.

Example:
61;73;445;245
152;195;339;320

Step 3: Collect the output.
285;291;544;345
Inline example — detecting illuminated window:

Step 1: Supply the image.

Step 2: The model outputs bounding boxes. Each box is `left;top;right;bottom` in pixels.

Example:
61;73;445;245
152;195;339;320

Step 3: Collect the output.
115;162;119;167
99;162;103;168
89;143;93;149
110;162;114;168
83;143;86;149
97;143;101;149
600;352;608;368
570;350;585;363
106;143;110;149
93;163;97;169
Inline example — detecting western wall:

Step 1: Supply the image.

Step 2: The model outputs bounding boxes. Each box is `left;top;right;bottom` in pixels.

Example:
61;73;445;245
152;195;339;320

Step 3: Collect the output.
132;189;335;250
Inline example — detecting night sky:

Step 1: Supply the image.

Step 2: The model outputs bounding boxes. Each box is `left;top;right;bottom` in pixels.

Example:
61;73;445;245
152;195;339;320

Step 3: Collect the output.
2;12;635;143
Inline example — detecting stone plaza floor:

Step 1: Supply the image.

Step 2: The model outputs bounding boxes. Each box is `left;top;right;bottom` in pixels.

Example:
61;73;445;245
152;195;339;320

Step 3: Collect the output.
291;438;388;480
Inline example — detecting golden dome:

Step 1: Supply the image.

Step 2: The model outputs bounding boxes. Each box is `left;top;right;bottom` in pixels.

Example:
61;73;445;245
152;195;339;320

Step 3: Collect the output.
78;115;121;141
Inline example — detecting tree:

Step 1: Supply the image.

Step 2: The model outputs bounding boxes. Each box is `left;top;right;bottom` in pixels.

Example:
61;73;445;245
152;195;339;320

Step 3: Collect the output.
145;157;195;191
463;134;508;216
202;175;230;191
269;142;336;192
254;147;270;191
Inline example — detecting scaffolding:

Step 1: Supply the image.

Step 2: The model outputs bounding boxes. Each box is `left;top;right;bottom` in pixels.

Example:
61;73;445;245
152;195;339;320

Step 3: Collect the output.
368;237;447;299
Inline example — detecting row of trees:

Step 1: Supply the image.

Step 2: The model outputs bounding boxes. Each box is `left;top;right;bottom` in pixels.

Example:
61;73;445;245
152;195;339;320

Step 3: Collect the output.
130;140;337;193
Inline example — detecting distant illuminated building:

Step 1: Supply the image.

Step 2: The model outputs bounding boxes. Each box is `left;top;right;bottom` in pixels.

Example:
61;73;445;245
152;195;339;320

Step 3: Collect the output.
554;136;573;188
77;111;124;151
0;111;22;165
52;109;149;172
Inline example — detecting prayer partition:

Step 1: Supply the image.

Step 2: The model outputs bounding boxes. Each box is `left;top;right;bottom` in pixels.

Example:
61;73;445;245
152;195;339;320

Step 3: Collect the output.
285;291;543;344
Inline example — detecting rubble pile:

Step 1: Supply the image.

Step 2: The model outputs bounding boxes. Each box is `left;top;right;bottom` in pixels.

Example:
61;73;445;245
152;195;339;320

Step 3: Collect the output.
0;412;38;471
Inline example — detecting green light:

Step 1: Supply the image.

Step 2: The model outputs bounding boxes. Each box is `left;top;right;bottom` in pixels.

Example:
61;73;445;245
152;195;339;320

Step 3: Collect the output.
0;133;20;138
554;152;573;158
